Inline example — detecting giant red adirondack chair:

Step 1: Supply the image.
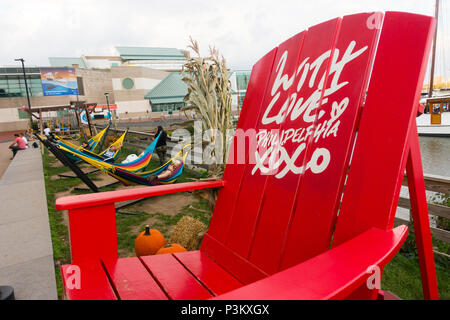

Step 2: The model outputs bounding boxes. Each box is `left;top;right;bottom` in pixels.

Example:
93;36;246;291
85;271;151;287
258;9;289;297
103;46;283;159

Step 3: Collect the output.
56;11;439;300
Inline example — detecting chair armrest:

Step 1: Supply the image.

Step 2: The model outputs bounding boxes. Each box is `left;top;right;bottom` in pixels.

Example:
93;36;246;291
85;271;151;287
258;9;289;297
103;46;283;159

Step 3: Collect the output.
212;226;408;300
56;180;225;210
57;180;225;264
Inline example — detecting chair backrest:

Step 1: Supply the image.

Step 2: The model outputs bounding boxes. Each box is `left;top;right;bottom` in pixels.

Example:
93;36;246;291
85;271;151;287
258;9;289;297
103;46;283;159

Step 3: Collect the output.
201;12;434;283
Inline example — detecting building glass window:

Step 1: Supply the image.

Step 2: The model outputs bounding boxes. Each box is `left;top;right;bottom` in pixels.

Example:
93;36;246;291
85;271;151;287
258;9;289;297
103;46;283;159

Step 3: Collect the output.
0;69;43;98
17;108;30;119
150;102;184;112
77;77;85;95
122;78;134;89
235;71;251;107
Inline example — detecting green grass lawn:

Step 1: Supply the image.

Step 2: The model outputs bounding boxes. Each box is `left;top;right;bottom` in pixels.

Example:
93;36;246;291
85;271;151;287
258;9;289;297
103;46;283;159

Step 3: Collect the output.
115;197;212;256
382;249;449;299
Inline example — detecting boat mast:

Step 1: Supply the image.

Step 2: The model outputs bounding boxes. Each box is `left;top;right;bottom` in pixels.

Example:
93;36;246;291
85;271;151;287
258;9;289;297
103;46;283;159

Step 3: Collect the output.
428;0;440;98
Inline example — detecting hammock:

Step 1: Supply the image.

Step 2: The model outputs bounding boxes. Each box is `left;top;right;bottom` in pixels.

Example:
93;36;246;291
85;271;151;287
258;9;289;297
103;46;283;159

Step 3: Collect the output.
58;129;128;163
56;125;110;162
104;145;190;186
58;132;162;173
56;125;109;152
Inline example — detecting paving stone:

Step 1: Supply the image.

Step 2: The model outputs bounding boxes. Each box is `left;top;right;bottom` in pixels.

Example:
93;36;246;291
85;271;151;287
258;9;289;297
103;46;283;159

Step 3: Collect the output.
0;148;57;300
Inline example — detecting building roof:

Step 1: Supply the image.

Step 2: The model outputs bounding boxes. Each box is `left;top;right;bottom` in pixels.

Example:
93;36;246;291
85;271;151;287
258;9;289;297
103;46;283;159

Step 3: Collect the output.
144;72;188;104
116;47;186;61
48;57;87;68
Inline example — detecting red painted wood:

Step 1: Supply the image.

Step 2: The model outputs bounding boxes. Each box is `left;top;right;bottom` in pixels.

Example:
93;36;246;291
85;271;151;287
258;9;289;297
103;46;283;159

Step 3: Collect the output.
406;124;439;300
202;234;268;285
213;226;408;300
224;31;307;259
207;49;277;242
102;257;168;300
56;180;224;210
61;262;117;300
68;204;118;264
279;12;381;270
56;12;438;301
332;12;435;246
140;253;213;300
248;18;341;275
174;250;244;295
377;290;402;300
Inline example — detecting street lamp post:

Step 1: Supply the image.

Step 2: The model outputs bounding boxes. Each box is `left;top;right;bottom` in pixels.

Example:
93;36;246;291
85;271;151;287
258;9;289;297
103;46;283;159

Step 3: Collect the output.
104;92;111;124
15;58;32;128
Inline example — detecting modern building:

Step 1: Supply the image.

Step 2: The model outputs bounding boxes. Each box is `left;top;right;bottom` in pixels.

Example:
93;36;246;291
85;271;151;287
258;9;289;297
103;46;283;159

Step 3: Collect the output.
116;47;187;71
48;46;187;71
145;72;188;115
0;66;114;131
230;70;251;108
112;65;169;117
0;47;250;132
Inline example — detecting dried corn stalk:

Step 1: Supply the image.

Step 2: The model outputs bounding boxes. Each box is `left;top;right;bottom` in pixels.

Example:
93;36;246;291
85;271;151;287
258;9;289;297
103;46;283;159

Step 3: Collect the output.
181;37;234;178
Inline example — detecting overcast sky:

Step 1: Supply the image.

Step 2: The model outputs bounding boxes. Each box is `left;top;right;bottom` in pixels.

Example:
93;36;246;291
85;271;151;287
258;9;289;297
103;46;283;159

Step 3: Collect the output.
1;0;446;77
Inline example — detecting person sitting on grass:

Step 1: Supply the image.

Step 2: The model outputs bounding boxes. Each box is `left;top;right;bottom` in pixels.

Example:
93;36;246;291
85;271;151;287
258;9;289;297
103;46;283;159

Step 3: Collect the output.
146;159;182;184
9;133;27;159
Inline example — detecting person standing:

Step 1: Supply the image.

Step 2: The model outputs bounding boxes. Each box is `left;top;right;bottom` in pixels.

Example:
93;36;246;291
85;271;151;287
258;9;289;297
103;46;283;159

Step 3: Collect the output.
9;134;27;159
155;126;167;165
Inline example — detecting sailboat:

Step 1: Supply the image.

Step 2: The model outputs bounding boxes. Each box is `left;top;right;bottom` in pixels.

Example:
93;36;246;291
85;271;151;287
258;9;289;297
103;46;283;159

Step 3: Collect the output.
417;0;450;137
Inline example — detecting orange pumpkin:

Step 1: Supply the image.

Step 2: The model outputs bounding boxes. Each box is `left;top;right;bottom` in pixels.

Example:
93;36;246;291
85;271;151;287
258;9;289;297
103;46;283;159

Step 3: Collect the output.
134;225;166;257
156;243;187;255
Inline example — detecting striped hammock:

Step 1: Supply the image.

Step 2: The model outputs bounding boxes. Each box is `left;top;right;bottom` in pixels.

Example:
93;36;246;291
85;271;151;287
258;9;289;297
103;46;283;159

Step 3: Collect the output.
56;125;109;152
58;132;162;173
58;129;128;163
107;145;190;186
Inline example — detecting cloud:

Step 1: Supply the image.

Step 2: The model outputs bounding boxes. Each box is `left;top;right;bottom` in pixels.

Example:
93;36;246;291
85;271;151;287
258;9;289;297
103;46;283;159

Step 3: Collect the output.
0;0;437;72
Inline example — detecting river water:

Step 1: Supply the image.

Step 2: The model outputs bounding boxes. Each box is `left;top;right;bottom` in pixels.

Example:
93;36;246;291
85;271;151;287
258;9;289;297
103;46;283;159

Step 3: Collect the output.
395;136;450;224
419;136;450;177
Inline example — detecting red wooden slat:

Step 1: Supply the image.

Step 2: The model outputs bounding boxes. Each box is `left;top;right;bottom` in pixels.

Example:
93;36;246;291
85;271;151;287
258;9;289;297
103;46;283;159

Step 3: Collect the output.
213;226;408;300
332;12;435;246
174;250;244;295
224;31;306;258
61;262;117;300
406;124;439;299
207;49;277;242
279;12;381;271
140;254;213;300
56;180;224;210
248;18;341;274
102;257;168;300
202;234;267;285
57;12;437;301
68;204;118;265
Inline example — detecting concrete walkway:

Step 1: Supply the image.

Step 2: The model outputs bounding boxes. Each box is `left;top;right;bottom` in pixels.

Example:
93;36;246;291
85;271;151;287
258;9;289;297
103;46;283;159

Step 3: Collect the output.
0;148;57;299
